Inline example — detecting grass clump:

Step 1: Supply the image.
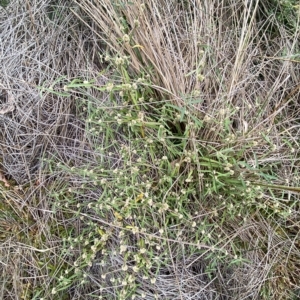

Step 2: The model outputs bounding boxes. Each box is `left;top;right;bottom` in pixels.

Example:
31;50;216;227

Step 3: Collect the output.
1;0;300;299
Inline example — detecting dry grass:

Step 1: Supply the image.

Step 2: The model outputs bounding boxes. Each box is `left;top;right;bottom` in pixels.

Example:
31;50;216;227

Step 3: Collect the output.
0;0;104;299
1;0;300;299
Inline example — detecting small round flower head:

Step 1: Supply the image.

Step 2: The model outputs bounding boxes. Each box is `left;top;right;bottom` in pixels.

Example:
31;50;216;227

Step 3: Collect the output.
150;277;156;284
122;34;130;43
203;115;212;122
219;108;226;115
115;57;124;65
128;274;135;283
106;82;114;92
120;245;127;253
132;265;139;273
140;3;146;11
131;226;139;234
134;19;140;27
196;73;205;81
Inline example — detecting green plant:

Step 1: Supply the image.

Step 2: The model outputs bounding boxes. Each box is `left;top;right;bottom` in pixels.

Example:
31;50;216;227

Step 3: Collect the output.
38;49;298;298
256;0;300;36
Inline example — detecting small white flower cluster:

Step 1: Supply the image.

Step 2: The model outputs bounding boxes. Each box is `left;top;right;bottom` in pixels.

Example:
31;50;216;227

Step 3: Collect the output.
121;83;132;91
225;133;236;143
223;162;234;175
203;114;212;123
106;82;114;92
219;108;229;116
158;202;169;213
196;73;205;82
183;150;194;163
115;56;128;66
122;34;130;43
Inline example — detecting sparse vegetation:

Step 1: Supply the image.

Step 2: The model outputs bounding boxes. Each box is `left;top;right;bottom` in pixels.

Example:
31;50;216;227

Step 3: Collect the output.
1;0;300;299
